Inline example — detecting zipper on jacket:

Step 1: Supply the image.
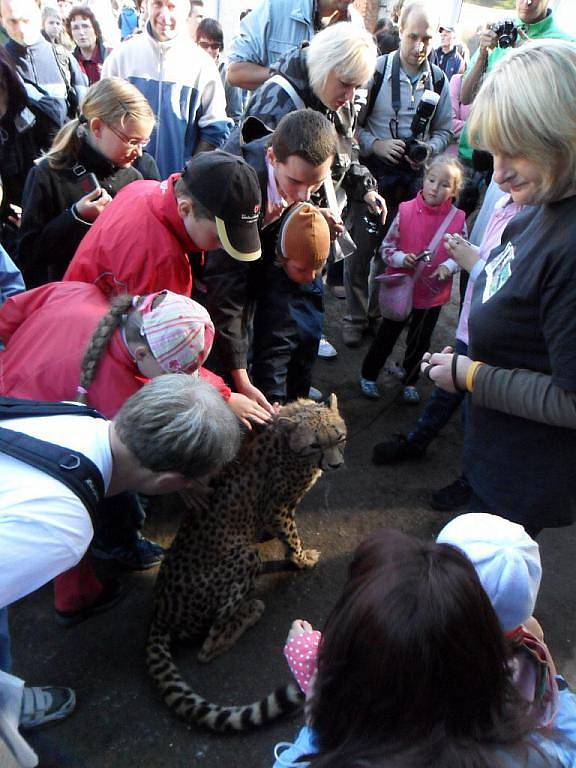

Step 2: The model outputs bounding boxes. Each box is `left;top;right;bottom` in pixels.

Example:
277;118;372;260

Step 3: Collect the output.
156;44;165;151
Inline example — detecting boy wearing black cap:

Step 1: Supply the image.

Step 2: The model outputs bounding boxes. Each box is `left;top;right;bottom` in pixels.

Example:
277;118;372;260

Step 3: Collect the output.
202;110;338;406
64;151;262;298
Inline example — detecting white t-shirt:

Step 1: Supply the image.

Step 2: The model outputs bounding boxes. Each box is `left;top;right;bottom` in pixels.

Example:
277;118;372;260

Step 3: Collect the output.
0;413;113;609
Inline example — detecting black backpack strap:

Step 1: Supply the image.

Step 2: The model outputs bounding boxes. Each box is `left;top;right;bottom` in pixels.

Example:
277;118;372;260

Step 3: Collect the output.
0;427;104;518
0;396;104;421
0;397;107;519
357;54;387;128
430;63;446;96
358;54;445;130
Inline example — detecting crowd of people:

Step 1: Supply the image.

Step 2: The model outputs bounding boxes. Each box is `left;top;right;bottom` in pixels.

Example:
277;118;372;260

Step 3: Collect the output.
1;0;576;765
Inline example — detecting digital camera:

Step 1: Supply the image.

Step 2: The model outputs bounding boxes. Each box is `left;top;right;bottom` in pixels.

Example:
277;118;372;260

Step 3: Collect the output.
405;90;440;164
490;19;519;49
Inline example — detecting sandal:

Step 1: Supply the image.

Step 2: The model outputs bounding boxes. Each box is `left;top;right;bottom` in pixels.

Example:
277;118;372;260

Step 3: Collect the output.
384;361;406;381
20;686;76;730
402;386;421;405
359;377;380;399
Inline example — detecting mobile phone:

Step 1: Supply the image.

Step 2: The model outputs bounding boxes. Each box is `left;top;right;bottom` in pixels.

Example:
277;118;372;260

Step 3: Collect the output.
415;249;431;262
78;172;101;197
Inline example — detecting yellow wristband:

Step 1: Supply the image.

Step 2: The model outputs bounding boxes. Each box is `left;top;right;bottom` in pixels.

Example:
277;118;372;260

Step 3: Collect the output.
466;361;483;393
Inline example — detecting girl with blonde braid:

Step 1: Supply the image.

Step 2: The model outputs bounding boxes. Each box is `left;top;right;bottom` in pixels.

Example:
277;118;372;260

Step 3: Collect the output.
0;280;240;624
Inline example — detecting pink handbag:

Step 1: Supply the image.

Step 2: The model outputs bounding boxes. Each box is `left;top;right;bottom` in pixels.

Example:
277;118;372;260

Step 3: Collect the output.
377;206;458;322
376;268;420;322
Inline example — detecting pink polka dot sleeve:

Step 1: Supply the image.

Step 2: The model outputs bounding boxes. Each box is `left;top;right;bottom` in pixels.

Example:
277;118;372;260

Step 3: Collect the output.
283;630;322;694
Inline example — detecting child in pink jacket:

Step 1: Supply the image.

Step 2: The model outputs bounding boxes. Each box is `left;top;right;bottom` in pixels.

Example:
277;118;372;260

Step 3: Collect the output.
359;155;466;404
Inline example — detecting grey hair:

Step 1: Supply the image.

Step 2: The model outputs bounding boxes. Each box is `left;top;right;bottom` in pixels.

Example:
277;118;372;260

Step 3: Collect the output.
307;22;377;101
114;375;241;478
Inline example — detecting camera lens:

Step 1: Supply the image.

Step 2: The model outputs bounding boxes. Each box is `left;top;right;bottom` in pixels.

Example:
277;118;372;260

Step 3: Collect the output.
407;141;428;164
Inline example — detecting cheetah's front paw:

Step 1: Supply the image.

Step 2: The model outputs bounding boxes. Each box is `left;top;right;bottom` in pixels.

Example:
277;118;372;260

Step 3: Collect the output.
292;549;321;569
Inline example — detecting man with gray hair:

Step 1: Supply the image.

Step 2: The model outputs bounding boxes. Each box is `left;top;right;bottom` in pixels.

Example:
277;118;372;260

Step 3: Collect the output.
0;375;240;748
343;2;452;347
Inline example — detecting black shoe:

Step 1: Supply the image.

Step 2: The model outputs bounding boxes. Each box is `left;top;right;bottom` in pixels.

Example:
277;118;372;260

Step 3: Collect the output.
91;532;165;570
372;434;426;465
55;579;125;628
430;476;472;512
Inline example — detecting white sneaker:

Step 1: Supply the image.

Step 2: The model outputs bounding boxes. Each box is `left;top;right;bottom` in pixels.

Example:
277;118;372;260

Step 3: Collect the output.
318;336;337;359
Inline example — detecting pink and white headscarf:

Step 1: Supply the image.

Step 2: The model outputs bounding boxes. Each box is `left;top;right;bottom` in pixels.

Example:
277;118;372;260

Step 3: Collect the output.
138;291;215;374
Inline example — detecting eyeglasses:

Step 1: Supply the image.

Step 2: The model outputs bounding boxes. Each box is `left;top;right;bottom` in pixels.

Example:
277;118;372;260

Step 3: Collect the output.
105;123;150;149
197;40;221;51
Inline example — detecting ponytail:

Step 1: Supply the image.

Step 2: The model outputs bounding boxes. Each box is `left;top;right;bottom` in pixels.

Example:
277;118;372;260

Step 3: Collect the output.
43;118;83;170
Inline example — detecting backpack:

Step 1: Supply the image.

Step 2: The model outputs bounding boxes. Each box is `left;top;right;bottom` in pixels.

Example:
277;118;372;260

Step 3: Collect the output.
358;53;446;128
0;397;107;519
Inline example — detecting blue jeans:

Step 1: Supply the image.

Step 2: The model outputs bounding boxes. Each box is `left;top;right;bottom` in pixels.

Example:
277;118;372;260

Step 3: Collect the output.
407;339;468;449
0;607;11;673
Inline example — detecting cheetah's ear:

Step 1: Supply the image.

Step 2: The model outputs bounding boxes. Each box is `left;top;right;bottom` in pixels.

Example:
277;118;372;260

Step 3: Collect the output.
327;393;338;412
277;416;297;429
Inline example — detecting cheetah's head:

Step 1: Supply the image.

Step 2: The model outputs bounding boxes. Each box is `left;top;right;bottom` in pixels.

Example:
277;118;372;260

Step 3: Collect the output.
277;394;346;472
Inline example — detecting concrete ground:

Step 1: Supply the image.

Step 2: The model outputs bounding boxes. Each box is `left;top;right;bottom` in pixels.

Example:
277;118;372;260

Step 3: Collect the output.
9;291;576;768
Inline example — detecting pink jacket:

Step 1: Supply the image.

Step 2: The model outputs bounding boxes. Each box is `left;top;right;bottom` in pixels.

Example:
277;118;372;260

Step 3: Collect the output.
381;192;466;308
447;74;472;156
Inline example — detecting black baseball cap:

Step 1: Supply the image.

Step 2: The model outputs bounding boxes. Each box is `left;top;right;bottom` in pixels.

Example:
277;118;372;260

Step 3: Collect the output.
182;151;262;262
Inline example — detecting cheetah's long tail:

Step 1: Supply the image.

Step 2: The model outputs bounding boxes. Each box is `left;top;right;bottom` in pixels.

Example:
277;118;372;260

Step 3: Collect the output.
146;624;304;732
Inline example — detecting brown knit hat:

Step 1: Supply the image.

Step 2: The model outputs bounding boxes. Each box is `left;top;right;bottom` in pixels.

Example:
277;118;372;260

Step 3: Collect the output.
278;203;331;270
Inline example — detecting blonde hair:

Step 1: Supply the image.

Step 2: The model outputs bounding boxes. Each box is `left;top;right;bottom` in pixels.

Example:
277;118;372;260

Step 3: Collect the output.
307;22;377;102
467;39;576;202
424;154;465;197
45;77;155;170
77;294;135;405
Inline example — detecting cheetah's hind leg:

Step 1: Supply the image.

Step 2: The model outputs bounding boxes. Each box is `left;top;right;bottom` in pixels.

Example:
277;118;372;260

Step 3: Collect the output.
198;598;265;663
197;546;264;663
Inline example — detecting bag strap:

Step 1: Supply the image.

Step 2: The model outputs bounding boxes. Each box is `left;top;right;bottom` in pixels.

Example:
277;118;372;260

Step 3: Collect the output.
51;43;72;92
426;205;458;254
266;74;306;110
0;427;104;518
0;397;107;519
357;54;387;128
0;396;104;421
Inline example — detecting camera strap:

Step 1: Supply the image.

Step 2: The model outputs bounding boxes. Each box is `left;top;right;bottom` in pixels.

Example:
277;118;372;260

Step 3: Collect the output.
390;52;403;119
358;52;445;129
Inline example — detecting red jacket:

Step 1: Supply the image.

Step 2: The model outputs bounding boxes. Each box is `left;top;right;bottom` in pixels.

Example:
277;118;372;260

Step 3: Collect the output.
64;174;199;298
0;282;230;417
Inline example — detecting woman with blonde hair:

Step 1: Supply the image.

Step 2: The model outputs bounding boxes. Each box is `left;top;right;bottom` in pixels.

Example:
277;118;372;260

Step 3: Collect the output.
227;22;386;360
422;40;576;537
233;22;386;228
18;77;155;287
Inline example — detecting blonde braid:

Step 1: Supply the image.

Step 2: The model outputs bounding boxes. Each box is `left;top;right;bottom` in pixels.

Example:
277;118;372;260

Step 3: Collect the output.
77;295;135;404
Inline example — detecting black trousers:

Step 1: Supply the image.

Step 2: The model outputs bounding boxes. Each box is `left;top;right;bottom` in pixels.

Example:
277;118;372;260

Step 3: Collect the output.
361;306;442;385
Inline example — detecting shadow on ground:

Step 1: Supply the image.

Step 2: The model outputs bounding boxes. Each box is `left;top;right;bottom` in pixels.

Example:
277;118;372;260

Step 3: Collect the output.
10;290;576;767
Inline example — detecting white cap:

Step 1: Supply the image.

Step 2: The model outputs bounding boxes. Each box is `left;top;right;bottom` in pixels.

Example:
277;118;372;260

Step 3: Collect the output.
437;513;542;632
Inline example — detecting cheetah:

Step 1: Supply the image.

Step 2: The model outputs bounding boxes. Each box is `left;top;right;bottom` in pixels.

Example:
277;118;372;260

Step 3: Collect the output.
146;395;346;731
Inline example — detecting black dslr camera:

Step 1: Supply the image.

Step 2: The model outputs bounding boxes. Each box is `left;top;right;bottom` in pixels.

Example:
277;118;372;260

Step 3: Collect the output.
404;89;440;165
490;19;519;49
